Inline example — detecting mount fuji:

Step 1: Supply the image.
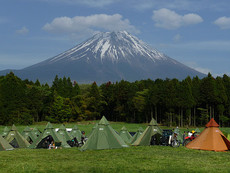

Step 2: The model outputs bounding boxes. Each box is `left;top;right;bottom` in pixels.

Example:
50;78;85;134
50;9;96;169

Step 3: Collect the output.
0;31;205;83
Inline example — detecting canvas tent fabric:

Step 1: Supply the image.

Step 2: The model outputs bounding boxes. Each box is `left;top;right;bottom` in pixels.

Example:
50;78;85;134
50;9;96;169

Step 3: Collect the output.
88;123;98;138
174;128;183;143
4;125;30;148
130;127;144;144
31;127;41;138
132;118;163;146
119;126;132;143
29;122;70;149
0;135;14;151
57;124;73;141
81;116;128;151
70;125;82;141
1;126;10;137
22;126;37;144
186;118;230;152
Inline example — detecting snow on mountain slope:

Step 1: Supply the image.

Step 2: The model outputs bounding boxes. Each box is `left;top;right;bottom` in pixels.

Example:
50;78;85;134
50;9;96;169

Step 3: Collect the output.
0;31;205;84
48;31;168;64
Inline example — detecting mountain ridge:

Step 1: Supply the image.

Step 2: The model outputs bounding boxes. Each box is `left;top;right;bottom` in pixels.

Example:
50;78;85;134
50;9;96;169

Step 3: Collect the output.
0;31;205;84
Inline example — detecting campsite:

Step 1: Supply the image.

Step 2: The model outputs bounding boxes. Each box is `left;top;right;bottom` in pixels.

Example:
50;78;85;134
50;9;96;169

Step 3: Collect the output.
1;119;230;173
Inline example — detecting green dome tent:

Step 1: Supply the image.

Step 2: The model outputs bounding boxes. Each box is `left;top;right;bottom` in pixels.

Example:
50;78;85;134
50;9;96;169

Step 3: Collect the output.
81;116;128;151
57;124;73;142
70;125;82;141
119;126;132;143
5;125;30;148
0;136;14;151
22;126;37;144
1;126;10;138
130;127;144;144
132;118;162;146
29;122;70;149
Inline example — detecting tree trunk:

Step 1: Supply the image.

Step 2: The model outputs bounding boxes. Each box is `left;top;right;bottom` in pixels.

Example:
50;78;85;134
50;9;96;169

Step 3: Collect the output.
209;105;212;119
151;107;153;119
212;107;215;119
193;107;196;127
181;108;183;127
134;110;136;123
155;105;157;122
170;112;172;127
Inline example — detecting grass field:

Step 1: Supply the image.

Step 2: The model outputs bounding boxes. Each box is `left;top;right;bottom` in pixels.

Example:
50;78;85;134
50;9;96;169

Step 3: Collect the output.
0;146;230;173
1;122;230;173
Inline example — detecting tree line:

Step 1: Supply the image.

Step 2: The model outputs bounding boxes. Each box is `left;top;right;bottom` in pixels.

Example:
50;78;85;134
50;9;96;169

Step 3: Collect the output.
0;72;230;127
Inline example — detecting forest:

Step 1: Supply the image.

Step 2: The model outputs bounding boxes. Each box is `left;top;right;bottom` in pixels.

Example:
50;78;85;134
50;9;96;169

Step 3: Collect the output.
0;72;230;127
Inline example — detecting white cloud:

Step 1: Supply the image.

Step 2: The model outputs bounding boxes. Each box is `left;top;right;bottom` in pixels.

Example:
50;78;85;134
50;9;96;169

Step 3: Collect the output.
185;62;211;75
214;16;230;29
43;14;139;37
152;8;203;29
16;26;29;35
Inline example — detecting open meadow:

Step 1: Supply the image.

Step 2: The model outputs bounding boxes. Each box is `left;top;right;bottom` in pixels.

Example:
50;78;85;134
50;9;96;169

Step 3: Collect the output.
1;122;230;173
0;145;230;173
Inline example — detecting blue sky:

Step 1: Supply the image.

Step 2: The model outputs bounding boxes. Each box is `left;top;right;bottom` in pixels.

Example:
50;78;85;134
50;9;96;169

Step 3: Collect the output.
1;0;230;76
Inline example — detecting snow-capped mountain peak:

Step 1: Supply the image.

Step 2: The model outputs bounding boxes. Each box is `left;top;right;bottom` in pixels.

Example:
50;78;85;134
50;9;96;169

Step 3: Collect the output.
49;31;166;63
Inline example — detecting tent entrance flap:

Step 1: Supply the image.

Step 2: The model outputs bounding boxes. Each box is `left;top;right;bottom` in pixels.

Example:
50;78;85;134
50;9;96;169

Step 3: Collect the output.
37;135;56;149
9;138;19;148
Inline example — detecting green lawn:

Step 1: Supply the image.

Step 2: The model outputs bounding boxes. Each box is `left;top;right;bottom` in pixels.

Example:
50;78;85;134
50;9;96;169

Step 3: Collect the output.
0;146;230;173
1;122;230;173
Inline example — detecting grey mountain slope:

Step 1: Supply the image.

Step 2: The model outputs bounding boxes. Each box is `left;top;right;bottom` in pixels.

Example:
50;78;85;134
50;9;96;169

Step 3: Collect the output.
0;31;205;83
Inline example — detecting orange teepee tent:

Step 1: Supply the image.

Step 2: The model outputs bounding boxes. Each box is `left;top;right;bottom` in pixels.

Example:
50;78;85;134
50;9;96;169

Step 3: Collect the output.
186;118;230;152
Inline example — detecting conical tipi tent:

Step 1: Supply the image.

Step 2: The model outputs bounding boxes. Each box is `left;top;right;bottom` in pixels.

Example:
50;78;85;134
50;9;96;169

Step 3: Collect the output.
133;118;163;146
29;122;70;149
4;125;30;148
186;118;230;152
57;124;73;142
31;127;41;138
22;126;37;144
1;126;10;137
81;116;128;151
174;127;183;143
119;126;132;143
130;127;144;144
0;136;14;151
88;123;98;138
70;125;82;141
